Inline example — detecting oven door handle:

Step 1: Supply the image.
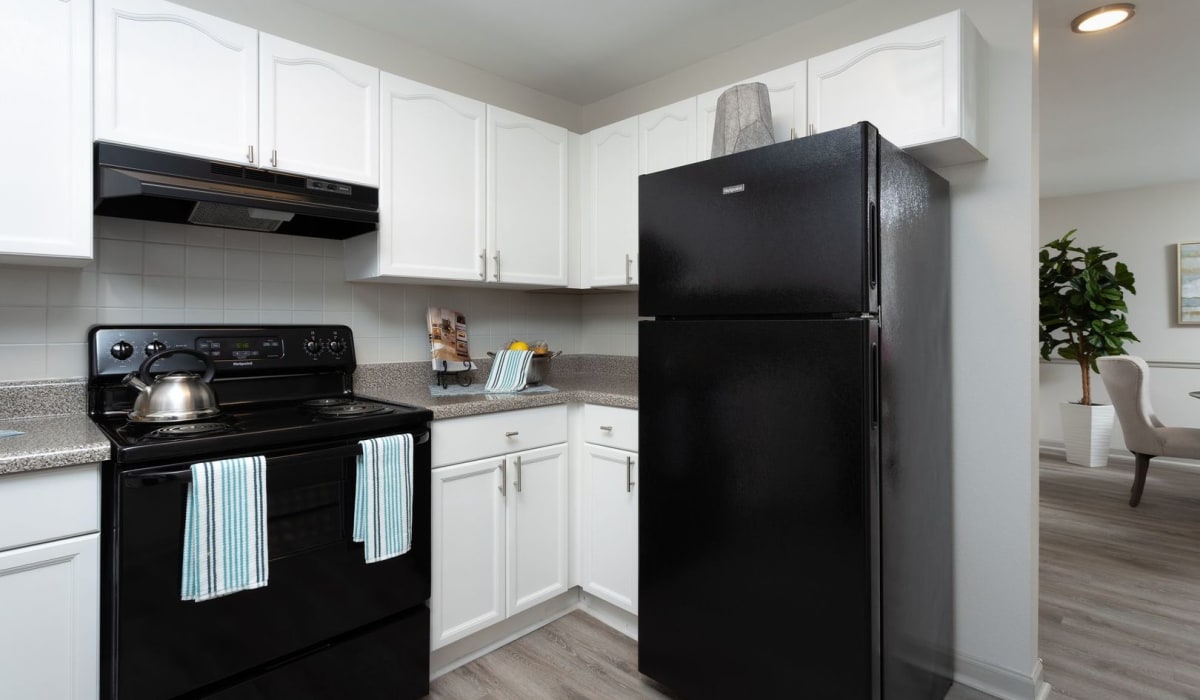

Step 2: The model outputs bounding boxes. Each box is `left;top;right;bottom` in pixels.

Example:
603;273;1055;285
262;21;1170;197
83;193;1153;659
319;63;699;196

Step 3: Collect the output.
127;431;431;486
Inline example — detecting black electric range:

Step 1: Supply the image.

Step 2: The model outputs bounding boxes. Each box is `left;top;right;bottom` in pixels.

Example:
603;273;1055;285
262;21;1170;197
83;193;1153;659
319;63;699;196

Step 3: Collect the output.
88;325;433;700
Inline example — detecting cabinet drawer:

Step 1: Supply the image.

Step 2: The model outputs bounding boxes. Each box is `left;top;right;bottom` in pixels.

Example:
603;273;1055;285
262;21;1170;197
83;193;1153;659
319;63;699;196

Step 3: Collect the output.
432;405;567;467
0;464;99;552
582;405;638;452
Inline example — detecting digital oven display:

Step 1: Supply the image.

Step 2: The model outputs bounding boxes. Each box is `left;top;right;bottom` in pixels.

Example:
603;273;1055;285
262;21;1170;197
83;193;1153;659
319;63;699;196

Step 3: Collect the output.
196;336;283;361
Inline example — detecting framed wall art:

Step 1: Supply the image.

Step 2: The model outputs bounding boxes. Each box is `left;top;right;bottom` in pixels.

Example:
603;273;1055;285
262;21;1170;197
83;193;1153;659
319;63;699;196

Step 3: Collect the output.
1179;242;1200;324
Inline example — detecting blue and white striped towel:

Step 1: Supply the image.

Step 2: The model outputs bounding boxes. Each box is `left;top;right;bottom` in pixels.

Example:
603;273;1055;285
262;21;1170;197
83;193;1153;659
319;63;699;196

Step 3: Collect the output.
354;433;414;564
181;456;269;602
484;350;534;393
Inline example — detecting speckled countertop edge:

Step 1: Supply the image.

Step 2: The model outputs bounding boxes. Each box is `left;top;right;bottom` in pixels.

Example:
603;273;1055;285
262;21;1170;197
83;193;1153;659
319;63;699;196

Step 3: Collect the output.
0;356;637;475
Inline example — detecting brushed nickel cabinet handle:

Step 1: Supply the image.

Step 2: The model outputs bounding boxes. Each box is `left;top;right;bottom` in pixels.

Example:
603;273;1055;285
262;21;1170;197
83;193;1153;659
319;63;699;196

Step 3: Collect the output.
505;431;519;438
626;456;635;493
270;149;278;167
515;455;523;493
600;425;613;431
499;459;507;497
247;145;255;163
480;248;487;280
625;254;633;284
493;253;500;281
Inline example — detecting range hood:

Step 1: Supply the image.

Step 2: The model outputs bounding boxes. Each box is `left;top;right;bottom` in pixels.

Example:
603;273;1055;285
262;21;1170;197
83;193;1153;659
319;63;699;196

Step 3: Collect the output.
94;142;378;239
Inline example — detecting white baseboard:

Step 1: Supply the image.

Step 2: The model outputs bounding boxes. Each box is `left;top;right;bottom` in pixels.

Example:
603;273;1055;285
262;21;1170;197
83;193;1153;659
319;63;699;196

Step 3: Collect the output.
577;591;639;640
952;652;1048;700
1039;440;1200;471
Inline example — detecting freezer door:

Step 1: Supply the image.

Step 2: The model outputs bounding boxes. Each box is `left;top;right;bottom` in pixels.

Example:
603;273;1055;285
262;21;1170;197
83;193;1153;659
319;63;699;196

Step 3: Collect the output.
639;123;878;318
638;318;881;699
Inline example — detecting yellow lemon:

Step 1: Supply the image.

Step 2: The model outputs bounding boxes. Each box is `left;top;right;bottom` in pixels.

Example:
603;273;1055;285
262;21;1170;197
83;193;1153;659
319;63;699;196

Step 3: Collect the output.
508;340;529;351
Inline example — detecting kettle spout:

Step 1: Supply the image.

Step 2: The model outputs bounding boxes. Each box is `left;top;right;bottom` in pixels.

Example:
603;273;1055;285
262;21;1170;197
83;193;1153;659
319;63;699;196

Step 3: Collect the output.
123;372;148;393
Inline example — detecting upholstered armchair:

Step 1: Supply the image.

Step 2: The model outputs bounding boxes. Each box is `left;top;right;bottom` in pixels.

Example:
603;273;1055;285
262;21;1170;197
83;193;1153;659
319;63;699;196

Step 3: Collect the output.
1096;355;1200;506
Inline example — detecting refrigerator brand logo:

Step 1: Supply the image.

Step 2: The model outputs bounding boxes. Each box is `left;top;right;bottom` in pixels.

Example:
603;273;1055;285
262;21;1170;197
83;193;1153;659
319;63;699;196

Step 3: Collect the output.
232;361;254;367
722;184;745;195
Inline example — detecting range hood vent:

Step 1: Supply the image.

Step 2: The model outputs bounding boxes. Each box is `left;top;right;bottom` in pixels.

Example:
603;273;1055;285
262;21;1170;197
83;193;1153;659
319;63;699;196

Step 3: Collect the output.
94;142;379;240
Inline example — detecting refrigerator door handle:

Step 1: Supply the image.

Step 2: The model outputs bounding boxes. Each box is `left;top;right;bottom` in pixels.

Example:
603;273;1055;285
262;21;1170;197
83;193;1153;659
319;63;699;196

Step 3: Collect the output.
871;341;880;428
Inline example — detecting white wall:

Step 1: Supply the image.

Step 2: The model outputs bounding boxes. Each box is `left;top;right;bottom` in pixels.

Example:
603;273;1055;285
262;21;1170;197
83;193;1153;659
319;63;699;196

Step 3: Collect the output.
1040;179;1200;451
0;218;584;380
172;0;582;132
583;1;1041;695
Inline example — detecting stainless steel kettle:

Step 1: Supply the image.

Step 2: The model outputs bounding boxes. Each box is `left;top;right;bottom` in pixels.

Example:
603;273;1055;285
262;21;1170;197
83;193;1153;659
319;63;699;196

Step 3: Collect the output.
123;348;220;423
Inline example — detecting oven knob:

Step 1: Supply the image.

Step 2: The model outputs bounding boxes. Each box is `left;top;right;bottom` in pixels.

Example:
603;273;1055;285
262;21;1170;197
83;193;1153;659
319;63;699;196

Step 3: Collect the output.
110;341;134;360
328;339;345;356
145;340;167;356
305;340;323;356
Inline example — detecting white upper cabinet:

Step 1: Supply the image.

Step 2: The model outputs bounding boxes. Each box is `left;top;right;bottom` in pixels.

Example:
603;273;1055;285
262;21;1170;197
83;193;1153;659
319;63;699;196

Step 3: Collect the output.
96;0;379;184
94;0;258;166
259;34;379;186
347;74;486;282
0;0;92;266
807;9;985;167
696;61;808;161
582;117;639;288
639;97;698;175
487;106;569;286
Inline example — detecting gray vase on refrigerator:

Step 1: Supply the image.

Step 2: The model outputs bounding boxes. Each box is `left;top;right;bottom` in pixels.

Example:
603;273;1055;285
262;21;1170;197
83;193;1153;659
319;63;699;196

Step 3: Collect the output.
638;122;953;699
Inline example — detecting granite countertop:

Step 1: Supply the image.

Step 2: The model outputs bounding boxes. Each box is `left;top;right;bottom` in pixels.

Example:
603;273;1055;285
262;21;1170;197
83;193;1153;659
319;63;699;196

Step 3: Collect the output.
0;356;637;475
0;414;111;475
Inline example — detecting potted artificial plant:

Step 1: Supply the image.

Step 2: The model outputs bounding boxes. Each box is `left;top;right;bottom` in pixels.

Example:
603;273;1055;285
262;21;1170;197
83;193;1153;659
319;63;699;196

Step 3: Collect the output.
1039;229;1138;467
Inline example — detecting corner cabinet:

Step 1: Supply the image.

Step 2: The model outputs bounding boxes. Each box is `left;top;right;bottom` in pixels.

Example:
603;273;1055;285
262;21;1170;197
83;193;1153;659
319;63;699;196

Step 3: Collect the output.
0;464;100;700
345;76;487;282
807;9;985;167
487;107;570;286
95;0;379;185
581;116;639;288
696;62;808;161
430;407;569;649
0;0;92;266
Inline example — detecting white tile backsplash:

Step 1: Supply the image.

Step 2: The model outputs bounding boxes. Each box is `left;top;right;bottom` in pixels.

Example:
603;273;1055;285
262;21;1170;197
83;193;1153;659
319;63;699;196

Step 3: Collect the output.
0;217;640;381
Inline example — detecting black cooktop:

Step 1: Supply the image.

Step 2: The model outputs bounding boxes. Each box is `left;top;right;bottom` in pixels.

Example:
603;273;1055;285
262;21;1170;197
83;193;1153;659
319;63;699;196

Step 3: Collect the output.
96;395;431;465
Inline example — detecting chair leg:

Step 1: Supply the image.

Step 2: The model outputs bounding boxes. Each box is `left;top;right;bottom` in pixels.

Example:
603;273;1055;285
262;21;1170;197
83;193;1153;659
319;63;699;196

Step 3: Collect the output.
1130;453;1152;507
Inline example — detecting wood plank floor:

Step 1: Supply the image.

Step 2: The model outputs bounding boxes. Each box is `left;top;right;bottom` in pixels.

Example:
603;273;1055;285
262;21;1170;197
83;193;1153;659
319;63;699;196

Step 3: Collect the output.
428;611;672;700
1041;454;1200;699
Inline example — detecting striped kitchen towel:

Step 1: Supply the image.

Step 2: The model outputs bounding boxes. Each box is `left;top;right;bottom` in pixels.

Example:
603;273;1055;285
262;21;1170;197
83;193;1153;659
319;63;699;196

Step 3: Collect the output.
353;433;414;564
484;349;534;393
181;456;269;602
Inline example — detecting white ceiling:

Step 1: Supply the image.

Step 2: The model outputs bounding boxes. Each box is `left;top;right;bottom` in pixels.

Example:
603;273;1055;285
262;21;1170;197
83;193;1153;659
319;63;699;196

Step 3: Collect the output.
295;0;1199;198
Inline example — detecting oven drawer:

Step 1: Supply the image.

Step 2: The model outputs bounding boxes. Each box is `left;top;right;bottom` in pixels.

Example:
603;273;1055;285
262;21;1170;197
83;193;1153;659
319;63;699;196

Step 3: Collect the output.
582;405;638;452
0;464;99;552
431;405;567;467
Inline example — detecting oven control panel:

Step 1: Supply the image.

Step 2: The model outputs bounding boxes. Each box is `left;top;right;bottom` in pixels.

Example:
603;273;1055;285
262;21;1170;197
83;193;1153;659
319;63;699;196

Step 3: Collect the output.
90;325;356;378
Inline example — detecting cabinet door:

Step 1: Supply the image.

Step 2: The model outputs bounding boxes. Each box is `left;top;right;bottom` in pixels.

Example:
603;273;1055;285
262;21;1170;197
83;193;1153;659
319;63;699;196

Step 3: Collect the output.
487;106;569;286
377;74;486;281
581;445;638;614
430;457;506;649
807;10;982;166
506;444;569;616
583;117;639;287
94;0;258;166
696;61;808;161
0;0;91;265
0;534;99;700
638;97;697;175
259;34;379;185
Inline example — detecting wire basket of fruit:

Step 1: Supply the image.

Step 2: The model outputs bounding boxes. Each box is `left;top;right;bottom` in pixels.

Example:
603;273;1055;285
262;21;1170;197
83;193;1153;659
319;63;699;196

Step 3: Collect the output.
488;340;561;385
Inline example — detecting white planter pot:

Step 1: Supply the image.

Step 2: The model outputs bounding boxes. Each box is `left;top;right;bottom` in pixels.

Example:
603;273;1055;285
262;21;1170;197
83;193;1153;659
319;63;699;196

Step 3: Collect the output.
1060;402;1116;467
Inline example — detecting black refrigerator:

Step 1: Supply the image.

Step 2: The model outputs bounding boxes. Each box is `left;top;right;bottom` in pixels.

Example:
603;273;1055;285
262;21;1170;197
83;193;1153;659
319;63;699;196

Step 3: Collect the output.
638;122;952;699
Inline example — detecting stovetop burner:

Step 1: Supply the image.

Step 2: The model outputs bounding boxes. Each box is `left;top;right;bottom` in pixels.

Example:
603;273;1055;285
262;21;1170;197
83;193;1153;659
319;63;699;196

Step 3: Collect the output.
144;422;233;439
303;397;354;407
316;402;393;418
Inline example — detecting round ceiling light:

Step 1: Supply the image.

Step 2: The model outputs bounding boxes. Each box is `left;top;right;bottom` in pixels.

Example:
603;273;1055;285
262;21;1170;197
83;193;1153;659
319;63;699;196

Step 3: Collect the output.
1071;4;1135;33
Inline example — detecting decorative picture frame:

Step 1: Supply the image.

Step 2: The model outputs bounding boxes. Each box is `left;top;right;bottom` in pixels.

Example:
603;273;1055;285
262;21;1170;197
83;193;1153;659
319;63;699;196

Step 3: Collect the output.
1179;242;1200;324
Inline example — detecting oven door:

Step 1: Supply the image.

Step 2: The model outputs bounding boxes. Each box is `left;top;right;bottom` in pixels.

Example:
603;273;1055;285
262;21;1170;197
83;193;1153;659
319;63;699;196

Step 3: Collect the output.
104;432;431;700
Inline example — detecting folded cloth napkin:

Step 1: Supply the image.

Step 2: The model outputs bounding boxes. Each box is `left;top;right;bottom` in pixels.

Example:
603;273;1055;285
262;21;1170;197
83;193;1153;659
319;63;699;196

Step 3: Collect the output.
181;456;269;602
484;349;534;393
354;433;414;563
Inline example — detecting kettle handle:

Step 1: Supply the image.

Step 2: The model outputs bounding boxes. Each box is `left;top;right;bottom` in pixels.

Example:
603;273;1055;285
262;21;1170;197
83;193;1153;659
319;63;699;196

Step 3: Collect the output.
139;348;216;385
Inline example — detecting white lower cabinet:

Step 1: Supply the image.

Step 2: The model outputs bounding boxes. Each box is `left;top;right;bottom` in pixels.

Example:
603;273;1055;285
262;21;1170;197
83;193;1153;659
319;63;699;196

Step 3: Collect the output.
580;444;638;614
430;407;569;649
